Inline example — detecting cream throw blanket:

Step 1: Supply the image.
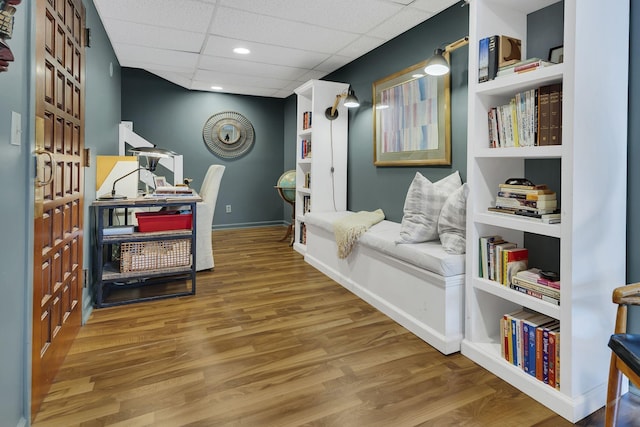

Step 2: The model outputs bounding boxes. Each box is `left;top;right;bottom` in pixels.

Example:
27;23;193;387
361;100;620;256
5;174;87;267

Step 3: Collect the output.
333;209;385;259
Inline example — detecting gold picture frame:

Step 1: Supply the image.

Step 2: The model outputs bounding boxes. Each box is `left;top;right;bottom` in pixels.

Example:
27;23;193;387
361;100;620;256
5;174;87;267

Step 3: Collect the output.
373;57;452;166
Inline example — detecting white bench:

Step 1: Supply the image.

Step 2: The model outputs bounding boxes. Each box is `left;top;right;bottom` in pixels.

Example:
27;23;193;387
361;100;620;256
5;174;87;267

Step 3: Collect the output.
303;211;465;354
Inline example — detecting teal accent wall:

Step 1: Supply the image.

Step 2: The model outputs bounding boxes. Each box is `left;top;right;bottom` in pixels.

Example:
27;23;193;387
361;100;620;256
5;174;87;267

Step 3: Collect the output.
83;0;122;322
322;5;469;222
0;2;30;425
121;69;285;229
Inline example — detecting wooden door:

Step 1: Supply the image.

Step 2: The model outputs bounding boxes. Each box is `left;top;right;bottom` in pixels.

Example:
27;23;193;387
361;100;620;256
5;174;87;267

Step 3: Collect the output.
32;0;85;419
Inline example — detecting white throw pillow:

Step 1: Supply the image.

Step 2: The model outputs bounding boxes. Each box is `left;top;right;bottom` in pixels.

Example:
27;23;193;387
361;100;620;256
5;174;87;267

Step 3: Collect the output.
397;171;462;243
438;183;469;254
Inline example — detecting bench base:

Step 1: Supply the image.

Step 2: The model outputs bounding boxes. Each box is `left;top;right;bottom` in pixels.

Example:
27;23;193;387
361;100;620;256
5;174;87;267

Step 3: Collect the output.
305;221;464;355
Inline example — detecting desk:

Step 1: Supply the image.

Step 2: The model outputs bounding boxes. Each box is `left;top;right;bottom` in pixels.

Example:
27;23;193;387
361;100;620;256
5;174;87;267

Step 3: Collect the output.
91;196;200;307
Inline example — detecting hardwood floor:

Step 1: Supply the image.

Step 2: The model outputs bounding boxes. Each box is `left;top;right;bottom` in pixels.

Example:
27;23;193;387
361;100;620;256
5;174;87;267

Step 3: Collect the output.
32;226;638;426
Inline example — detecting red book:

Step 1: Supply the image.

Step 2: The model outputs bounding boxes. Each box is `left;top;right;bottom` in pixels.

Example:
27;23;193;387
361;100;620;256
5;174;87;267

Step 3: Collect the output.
502;248;528;286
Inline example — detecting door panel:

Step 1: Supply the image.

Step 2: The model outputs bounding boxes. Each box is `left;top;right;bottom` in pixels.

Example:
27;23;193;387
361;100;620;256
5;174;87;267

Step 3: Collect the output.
32;0;85;420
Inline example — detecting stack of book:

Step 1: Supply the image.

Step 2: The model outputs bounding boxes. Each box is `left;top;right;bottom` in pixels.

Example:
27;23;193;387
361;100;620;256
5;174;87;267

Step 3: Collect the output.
479;235;528;286
153;186;195;197
496;57;553;77
501;308;560;389
511;268;561;305
488;182;560;223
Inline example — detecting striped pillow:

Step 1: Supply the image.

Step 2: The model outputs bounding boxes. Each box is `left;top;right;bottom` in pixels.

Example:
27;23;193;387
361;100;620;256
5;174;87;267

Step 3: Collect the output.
397;171;462;243
438;183;469;254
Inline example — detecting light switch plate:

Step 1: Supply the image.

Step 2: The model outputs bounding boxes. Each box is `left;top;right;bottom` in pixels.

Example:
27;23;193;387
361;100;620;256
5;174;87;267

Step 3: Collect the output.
10;111;21;146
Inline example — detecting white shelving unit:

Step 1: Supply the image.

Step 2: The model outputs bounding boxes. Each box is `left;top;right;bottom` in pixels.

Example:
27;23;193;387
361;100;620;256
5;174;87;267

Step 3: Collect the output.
463;0;629;422
293;80;349;254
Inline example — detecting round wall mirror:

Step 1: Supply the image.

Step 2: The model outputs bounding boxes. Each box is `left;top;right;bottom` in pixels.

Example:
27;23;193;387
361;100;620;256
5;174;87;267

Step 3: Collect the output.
203;111;255;158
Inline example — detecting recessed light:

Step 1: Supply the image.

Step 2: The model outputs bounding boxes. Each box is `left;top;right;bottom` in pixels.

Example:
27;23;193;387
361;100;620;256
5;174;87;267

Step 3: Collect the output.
210;86;223;91
233;47;250;55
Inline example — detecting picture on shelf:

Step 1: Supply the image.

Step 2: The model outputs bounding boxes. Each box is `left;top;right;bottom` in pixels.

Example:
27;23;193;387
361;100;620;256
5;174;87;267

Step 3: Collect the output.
548;45;563;64
153;176;167;188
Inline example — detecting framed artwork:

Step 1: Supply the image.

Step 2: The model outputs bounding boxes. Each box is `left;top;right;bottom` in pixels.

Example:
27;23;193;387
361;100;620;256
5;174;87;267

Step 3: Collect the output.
373;57;451;166
549;45;564;64
153;175;167;188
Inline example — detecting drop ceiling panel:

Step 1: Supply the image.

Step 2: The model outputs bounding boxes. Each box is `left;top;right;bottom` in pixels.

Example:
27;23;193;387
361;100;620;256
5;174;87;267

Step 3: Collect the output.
103;20;206;53
93;0;462;98
202;36;332;69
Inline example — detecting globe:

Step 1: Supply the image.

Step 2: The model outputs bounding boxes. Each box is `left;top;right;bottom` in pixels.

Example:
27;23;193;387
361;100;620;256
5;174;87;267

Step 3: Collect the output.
276;170;296;203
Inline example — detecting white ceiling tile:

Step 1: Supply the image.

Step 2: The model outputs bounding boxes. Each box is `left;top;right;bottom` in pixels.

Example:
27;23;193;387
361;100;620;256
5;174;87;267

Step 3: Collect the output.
312;55;356;73
202;36;331;69
94;0;216;33
218;0;404;33
209;7;360;53
198;56;309;81
411;0;463;14
368;8;434;40
103;20;206;53
336;35;388;59
118;45;200;70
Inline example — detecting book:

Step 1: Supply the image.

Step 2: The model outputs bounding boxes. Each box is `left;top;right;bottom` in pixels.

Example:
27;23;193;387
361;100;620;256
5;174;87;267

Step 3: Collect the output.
536;320;560;382
516;268;561;290
497;191;556;201
480;235;502;279
503;248;528;286
488;35;499;81
495;196;557;210
103;225;135;235
547;324;560;388
521;312;553;376
537;84;552;145
494;241;517;284
549;83;563;145
498;183;549;191
510;283;560;305
488;107;500;147
511;276;560;299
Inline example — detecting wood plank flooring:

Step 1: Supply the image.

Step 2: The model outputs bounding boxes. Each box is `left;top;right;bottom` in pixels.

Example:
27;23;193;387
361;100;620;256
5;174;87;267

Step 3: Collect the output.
32;226;638;426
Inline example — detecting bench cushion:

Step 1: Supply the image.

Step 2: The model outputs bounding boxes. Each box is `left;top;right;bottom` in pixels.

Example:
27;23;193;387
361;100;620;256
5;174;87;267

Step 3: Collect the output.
304;211;465;277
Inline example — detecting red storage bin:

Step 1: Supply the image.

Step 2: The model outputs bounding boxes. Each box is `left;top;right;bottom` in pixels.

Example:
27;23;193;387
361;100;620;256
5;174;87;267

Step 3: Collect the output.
135;211;193;232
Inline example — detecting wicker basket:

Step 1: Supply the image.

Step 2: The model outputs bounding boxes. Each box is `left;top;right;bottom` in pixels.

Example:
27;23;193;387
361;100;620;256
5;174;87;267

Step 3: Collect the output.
120;239;191;273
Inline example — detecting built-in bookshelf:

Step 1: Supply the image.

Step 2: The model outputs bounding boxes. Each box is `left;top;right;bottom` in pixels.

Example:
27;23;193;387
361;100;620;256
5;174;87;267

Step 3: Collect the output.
293;80;348;254
463;0;628;422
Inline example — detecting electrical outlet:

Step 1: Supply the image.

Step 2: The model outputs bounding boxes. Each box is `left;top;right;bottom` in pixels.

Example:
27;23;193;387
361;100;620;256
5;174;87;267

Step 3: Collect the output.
225;204;231;213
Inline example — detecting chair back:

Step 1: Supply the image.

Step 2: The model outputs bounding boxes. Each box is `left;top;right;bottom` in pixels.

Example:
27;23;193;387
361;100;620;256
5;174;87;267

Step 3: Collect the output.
200;165;225;209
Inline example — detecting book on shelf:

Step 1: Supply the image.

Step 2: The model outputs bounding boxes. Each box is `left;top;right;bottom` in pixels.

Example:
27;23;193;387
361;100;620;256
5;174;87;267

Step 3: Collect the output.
510;283;560;305
495;196;557;210
494;241;517;283
479;235;502;279
103;225;135;236
516;268;561;290
478;35;499;82
503;247;528;286
511;276;560;300
302;111;312;130
498;182;549;191
300;139;311;159
497;191;556;201
549;83;563;145
496;58;553;77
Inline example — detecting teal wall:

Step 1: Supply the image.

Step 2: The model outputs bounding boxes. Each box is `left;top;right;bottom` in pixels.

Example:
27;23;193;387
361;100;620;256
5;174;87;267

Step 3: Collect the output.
323;5;469;222
121;69;285;229
0;1;31;424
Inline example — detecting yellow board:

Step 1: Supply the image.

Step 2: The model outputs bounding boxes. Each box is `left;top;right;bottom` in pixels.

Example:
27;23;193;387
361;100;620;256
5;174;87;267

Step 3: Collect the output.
96;155;137;190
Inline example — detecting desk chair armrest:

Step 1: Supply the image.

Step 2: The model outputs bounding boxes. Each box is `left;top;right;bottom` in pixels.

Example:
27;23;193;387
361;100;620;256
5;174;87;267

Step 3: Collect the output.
613;282;640;306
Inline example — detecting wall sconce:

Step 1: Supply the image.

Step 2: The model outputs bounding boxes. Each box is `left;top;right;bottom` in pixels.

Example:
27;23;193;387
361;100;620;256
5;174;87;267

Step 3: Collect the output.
98;146;177;200
424;36;469;76
325;86;360;120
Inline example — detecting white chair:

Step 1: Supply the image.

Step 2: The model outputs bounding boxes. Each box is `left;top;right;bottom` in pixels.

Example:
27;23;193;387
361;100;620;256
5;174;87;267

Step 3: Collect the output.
196;165;225;271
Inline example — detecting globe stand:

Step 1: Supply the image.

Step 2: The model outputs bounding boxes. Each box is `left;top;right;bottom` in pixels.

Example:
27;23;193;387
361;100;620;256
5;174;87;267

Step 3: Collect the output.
275;186;295;246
